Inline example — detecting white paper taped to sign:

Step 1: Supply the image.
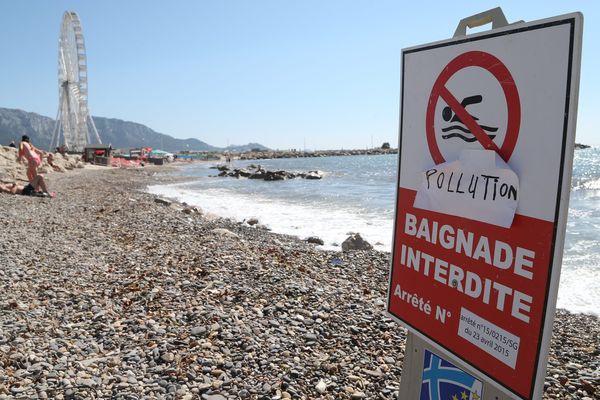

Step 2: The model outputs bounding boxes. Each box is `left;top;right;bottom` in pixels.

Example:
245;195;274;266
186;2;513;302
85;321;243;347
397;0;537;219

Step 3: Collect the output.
414;150;519;228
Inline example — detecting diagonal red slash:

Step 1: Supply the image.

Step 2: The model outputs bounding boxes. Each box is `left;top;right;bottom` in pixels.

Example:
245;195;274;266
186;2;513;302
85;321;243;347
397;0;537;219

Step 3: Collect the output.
439;86;501;154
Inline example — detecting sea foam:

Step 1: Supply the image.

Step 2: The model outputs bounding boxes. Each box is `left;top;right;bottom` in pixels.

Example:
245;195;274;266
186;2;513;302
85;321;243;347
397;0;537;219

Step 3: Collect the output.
147;182;393;251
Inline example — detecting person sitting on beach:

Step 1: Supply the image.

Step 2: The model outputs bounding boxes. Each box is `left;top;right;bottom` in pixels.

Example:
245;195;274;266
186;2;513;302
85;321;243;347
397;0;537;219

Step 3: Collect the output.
0;174;55;198
17;135;48;182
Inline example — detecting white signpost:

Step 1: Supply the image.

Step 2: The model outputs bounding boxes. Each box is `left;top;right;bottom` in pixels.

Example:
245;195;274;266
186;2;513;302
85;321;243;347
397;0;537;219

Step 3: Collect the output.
387;8;583;400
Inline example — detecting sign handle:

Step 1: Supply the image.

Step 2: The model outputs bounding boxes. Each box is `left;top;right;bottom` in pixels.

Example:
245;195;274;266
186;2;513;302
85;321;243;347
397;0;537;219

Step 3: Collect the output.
453;7;520;37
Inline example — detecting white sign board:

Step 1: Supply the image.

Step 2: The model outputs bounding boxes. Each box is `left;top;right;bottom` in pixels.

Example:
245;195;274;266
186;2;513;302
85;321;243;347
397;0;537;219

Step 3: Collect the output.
388;12;583;400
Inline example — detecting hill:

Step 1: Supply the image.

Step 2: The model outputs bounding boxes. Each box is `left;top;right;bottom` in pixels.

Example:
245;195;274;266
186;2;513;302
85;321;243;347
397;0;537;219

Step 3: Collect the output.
0;107;268;153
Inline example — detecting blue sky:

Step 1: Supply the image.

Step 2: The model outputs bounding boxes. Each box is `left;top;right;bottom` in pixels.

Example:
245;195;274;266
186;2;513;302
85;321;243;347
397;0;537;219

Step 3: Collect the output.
0;1;598;150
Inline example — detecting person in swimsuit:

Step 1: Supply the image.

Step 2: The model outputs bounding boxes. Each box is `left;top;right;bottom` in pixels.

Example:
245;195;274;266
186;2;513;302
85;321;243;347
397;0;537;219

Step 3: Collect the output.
0;174;54;197
17;135;48;182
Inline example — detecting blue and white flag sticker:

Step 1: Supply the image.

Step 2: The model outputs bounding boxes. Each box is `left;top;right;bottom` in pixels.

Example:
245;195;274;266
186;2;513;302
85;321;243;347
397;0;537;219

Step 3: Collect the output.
420;350;483;400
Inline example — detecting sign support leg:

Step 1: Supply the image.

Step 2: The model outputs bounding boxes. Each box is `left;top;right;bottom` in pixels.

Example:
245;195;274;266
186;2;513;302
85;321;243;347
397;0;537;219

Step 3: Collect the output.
399;332;518;399
398;332;423;399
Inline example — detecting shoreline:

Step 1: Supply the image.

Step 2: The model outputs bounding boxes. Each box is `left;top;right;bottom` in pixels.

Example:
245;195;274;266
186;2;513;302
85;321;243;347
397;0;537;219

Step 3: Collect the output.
148;161;600;316
0;166;598;399
147;161;394;253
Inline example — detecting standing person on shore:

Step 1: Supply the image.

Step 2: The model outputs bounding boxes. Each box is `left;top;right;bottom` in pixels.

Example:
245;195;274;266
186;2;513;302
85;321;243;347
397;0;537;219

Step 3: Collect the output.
17;135;47;182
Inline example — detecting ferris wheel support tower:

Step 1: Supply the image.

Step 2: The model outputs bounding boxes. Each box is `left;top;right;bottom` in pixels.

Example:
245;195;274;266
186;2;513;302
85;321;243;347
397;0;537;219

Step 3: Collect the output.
50;11;102;152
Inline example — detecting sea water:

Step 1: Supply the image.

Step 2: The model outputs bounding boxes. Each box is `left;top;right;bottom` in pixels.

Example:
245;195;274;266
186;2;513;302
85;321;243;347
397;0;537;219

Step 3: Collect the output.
147;149;600;315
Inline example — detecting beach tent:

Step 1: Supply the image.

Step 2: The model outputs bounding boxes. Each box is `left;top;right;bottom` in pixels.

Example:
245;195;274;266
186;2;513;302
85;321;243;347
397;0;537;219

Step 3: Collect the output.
148;149;174;161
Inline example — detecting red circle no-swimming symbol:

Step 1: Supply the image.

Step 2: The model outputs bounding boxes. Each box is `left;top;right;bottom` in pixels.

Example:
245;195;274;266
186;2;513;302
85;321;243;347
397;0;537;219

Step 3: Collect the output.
426;51;521;164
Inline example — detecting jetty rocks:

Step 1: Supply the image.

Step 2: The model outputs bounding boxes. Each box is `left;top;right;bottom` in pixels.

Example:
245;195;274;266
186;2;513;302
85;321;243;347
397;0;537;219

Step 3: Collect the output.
237;148;397;160
213;164;323;181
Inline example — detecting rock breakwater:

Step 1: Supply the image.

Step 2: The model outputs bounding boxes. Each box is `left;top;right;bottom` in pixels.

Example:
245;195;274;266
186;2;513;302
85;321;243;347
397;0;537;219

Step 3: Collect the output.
237;148;397;161
212;165;323;181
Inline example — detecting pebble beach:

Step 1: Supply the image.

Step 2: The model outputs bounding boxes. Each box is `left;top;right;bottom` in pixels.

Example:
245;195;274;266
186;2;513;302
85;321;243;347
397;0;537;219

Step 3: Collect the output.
0;165;598;399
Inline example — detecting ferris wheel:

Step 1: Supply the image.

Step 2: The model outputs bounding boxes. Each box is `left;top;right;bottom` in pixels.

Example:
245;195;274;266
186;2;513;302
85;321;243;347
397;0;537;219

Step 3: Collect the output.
50;11;102;152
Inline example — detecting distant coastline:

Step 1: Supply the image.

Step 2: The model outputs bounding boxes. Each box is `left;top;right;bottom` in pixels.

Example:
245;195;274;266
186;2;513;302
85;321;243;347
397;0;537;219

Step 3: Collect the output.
234;148;397;160
222;143;591;161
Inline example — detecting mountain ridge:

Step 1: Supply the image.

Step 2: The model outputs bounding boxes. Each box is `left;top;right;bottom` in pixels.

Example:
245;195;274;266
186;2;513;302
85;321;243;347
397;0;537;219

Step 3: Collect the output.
0;107;268;153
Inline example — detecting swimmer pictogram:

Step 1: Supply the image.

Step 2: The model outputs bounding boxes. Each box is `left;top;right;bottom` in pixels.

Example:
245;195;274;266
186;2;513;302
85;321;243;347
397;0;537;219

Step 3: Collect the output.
441;95;498;142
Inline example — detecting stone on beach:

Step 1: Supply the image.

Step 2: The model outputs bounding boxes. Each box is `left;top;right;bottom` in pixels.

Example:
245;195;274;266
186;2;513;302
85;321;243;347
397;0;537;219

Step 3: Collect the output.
342;232;373;252
154;197;172;206
307;236;325;245
245;217;259;226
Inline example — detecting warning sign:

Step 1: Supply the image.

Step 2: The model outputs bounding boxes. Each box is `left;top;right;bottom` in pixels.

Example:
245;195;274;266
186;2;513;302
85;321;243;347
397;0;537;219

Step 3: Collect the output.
388;13;582;400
